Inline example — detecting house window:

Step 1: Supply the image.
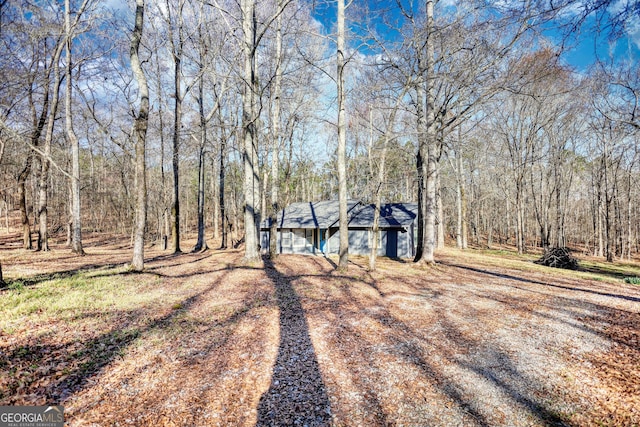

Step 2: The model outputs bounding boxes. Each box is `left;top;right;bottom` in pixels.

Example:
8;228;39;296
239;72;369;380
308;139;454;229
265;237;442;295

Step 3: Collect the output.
293;229;306;248
305;229;314;253
281;229;292;249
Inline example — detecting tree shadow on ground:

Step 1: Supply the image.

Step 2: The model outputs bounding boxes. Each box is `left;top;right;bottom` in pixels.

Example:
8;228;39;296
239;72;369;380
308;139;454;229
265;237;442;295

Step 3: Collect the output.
0;268;236;406
440;261;640;303
318;260;578;426
577;263;640;281
256;257;331;427
0;263;123;290
0;251;220;290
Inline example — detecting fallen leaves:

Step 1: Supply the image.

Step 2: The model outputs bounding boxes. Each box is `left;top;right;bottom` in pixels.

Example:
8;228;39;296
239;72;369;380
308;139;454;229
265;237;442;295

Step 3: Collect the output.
1;244;639;426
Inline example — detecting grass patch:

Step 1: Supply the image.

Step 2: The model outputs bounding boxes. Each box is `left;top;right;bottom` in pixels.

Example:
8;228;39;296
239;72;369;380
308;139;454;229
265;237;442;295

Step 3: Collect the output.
579;259;640;281
438;247;640;284
623;276;640;285
0;267;180;334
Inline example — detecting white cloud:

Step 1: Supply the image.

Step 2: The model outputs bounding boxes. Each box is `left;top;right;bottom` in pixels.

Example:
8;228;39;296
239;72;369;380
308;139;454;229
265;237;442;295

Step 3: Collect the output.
624;14;640;48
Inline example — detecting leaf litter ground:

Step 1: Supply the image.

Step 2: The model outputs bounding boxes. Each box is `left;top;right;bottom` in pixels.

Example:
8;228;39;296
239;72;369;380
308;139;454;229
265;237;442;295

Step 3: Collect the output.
1;241;639;426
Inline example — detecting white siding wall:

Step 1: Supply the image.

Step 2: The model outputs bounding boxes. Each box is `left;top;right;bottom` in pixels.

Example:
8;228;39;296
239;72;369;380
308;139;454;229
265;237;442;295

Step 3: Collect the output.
327;229;414;258
264;226;415;258
327;229;376;256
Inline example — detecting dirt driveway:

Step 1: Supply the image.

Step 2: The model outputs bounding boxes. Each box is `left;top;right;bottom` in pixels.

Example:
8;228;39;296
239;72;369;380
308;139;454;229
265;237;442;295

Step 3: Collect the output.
1;245;638;426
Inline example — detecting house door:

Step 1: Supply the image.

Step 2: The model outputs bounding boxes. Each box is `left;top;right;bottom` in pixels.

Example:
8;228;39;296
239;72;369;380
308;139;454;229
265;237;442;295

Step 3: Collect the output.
319;229;326;253
386;230;398;258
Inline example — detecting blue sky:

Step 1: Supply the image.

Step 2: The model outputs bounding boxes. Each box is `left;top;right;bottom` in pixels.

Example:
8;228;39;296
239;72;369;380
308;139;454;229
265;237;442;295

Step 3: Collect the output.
309;0;639;71
550;8;640;71
561;33;639;70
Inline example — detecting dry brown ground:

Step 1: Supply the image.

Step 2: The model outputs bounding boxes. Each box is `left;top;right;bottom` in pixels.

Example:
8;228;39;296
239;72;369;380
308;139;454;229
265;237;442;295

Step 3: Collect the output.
1;237;639;426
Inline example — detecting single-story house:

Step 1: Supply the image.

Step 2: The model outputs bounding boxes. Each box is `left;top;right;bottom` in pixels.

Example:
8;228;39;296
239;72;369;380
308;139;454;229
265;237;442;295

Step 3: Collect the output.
260;200;418;258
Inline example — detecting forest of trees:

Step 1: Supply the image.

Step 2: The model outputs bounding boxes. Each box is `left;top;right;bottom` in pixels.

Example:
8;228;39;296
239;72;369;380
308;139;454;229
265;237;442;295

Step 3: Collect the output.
0;0;638;269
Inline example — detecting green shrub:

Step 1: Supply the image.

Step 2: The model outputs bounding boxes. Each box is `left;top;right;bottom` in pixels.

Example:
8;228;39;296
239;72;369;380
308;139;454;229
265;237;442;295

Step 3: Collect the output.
623;276;640;285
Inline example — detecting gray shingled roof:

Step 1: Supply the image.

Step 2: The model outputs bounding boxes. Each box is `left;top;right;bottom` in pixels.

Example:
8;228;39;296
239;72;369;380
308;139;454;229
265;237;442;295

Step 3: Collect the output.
261;201;417;230
348;203;418;228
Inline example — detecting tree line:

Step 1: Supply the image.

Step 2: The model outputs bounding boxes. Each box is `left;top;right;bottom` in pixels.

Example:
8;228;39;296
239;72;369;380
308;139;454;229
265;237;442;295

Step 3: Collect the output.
0;0;638;270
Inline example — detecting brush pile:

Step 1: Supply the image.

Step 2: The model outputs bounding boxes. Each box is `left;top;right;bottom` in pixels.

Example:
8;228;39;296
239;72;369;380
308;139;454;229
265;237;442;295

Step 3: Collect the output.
534;247;579;270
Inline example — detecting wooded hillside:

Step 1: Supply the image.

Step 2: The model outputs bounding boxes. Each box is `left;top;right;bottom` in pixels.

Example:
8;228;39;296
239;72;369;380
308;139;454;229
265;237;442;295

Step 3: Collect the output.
0;0;638;266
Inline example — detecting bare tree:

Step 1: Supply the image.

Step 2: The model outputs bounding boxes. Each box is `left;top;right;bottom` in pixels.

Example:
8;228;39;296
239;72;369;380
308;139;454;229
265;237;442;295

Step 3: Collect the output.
239;0;293;262
0;3;71;250
0;2;41;249
191;1;236;253
268;0;284;259
490;51;562;253
368;91;405;271
37;34;65;252
130;0;150;271
240;0;261;261
19;76;50;250
336;0;349;269
193;0;210;253
65;0;93;256
159;0;190;254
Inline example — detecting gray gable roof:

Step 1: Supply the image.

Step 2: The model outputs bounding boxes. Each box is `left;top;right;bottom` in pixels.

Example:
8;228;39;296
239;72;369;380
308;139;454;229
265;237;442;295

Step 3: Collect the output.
262;200;359;229
348;203;418;228
261;200;417;230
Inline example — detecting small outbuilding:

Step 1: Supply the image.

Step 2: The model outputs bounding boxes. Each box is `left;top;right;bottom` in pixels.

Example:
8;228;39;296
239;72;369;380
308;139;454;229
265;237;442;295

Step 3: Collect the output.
260;200;418;258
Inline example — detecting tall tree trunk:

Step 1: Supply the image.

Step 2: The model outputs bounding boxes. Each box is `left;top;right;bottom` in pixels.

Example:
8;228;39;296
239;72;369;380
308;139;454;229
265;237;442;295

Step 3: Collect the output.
597;189;604;257
193;68;208;252
454;143;468;249
515;184;525;254
436;167;444;249
219;134;227;249
65;0;84;255
414;85;426;262
415;0;437;264
169;2;184;254
455;160;463;249
423;138;438;262
555;166;564;247
530;167;549;251
37;132;51;252
37;40;65;252
212;153;219;241
13;17;61;251
415;0;438;264
461;185;468;249
423;0;437;263
130;0;149;271
155;35;168;250
605;193;613;262
603;148;613;262
337;0;348;269
19;80;50;250
269;3;283;259
194;142;207;252
627;171;633;259
18;177;32;249
66;185;72;246
262;169;268;230
368;94;401;270
242;0;261;261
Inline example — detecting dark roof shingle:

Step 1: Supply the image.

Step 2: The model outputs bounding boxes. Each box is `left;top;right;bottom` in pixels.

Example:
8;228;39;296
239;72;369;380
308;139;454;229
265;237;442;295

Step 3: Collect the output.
261;201;417;229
